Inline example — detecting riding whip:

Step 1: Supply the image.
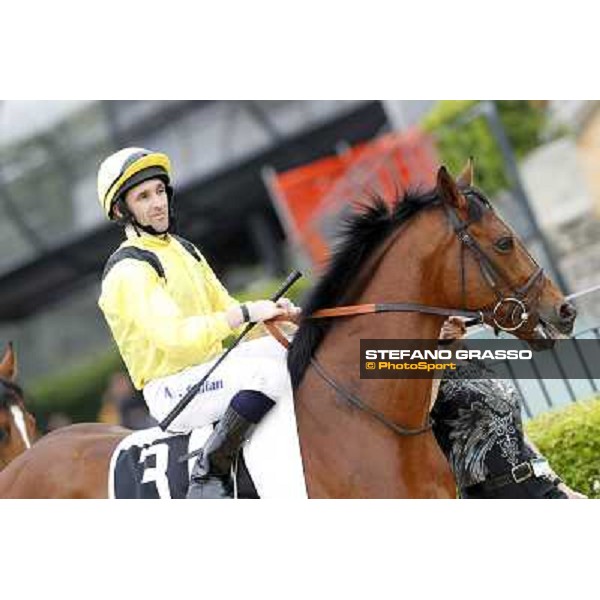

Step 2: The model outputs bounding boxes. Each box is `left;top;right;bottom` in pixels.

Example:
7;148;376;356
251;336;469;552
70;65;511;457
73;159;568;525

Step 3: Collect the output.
159;270;303;431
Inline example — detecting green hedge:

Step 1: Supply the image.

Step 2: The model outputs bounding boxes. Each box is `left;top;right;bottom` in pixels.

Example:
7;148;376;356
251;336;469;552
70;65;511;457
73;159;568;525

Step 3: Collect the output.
526;398;600;499
28;349;125;426
26;275;313;425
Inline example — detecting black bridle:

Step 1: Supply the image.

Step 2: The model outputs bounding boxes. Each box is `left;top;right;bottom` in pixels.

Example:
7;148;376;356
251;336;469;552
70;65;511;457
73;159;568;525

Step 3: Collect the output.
307;189;547;438
443;189;545;334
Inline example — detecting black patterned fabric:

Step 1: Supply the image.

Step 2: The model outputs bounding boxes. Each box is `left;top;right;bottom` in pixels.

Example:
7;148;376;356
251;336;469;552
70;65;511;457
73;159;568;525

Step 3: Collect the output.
432;360;566;498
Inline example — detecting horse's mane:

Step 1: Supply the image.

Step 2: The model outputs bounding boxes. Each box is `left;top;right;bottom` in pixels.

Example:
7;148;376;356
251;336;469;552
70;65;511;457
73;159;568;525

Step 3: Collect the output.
0;378;23;410
287;186;489;387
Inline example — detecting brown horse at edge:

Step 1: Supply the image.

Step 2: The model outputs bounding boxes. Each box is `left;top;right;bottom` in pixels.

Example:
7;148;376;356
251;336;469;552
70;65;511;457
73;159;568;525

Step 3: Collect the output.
0;164;576;498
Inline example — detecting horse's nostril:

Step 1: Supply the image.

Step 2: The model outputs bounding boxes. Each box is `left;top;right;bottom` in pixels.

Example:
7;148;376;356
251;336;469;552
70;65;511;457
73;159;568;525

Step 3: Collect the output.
558;302;577;322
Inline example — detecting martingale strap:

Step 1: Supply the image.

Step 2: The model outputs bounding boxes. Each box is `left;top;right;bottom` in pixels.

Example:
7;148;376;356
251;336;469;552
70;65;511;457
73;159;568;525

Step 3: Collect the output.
263;320;433;437
310;357;433;436
263;321;433;436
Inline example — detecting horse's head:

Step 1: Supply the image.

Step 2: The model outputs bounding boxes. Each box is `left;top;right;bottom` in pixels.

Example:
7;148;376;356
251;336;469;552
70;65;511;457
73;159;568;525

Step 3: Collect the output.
0;343;36;470
434;161;575;347
288;159;576;389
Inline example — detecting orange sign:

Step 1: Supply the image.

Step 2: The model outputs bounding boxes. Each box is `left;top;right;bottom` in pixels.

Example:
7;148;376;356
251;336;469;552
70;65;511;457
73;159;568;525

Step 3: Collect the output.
265;129;439;268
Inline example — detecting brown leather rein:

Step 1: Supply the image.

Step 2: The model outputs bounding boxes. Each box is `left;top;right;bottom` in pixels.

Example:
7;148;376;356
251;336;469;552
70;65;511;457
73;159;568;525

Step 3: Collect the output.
311;302;482;324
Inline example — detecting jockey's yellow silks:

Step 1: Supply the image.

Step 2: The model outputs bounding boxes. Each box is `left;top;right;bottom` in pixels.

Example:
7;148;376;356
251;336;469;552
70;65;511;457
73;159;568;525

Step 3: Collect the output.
99;228;240;389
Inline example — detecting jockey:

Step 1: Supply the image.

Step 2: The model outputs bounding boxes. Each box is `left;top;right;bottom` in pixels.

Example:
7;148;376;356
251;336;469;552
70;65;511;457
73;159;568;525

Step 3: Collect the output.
96;147;300;499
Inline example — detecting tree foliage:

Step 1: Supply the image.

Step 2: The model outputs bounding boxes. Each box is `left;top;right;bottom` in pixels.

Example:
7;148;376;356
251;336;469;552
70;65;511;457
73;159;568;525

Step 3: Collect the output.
421;100;549;194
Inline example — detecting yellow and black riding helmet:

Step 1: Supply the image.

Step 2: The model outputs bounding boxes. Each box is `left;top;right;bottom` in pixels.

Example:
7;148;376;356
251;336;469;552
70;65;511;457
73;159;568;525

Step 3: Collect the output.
97;147;175;233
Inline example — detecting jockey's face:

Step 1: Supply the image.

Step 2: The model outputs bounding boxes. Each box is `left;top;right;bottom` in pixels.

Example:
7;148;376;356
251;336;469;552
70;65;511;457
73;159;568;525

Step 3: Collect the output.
122;178;170;233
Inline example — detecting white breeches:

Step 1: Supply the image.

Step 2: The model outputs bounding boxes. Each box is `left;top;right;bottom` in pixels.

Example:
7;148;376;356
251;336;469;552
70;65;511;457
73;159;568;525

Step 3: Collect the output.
143;336;289;433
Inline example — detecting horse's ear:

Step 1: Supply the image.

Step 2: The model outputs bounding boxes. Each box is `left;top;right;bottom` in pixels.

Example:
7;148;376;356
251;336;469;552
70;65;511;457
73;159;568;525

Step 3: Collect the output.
437;166;468;211
0;342;17;381
456;157;474;188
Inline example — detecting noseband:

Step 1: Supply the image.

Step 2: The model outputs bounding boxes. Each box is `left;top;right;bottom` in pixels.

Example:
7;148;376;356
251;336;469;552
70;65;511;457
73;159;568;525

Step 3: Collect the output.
299;189;545;438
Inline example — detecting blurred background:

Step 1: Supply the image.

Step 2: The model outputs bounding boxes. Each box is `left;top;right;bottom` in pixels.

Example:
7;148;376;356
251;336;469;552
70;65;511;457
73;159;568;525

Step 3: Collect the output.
1;100;599;428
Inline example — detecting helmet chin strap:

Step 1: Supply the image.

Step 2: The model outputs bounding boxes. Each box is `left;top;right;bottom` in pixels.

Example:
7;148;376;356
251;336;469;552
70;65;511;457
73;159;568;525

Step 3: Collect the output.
131;220;169;237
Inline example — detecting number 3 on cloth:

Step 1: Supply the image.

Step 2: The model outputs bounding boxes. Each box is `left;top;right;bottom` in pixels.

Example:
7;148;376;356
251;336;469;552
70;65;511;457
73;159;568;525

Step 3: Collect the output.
140;443;171;499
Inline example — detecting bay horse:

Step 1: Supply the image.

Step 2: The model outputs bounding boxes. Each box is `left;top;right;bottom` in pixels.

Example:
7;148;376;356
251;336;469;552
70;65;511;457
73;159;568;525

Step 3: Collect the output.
0;163;576;498
0;344;37;472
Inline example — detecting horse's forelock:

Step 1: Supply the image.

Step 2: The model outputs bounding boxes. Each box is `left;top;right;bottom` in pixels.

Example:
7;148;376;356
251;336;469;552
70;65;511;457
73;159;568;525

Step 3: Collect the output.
0;378;23;409
462;187;492;222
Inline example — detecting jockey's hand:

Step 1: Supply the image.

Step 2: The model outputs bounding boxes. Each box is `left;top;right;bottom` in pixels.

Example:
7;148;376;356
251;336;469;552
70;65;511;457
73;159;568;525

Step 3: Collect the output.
439;316;468;341
275;297;302;320
247;300;287;323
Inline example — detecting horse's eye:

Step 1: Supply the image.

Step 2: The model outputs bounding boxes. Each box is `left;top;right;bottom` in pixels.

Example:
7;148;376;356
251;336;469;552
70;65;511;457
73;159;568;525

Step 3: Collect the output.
495;236;514;253
0;428;7;443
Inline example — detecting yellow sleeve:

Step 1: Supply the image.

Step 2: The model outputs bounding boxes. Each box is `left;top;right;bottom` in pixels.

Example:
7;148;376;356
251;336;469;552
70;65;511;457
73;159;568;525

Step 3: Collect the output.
99;261;234;360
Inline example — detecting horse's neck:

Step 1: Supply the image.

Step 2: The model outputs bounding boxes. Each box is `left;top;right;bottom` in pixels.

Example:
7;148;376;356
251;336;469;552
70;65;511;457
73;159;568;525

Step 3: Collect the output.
318;272;444;427
296;218;455;497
